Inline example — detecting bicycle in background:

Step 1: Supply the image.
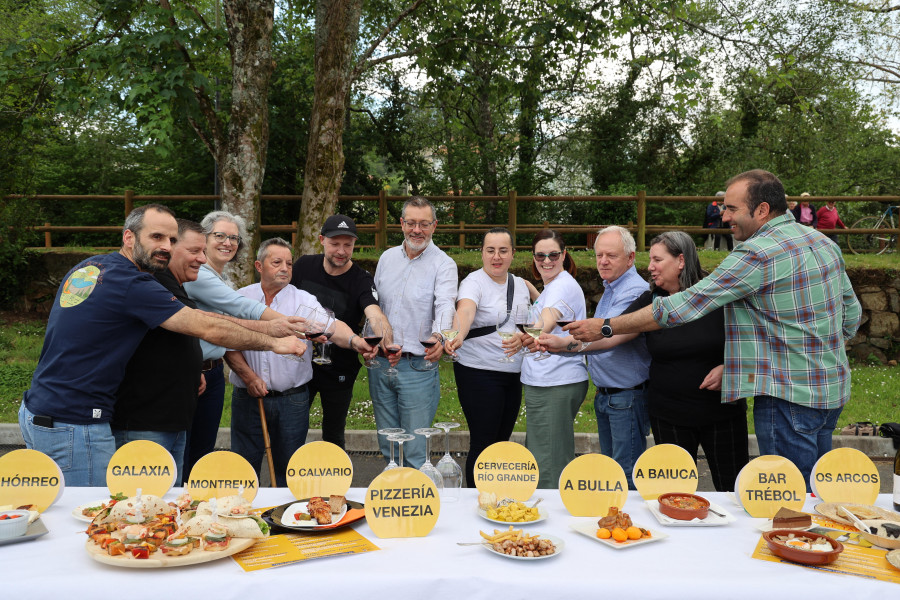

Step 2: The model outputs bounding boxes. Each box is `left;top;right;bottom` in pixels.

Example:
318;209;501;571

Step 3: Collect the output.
848;205;898;255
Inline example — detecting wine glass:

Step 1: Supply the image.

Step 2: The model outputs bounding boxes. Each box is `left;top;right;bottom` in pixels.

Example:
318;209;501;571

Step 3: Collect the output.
414;427;444;490
385;326;403;377
438;309;459;362
378;427;405;472
524;305;545;360
312;309;336;365
418;320;440;371
282;303;315;362
513;303;532;355
496;309;518;363
362;318;383;369
387;433;416;468
553;300;575;330
434;421;463;501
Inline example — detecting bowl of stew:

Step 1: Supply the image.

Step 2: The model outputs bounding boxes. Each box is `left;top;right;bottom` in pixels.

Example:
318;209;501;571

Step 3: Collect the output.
763;530;843;565
657;493;710;521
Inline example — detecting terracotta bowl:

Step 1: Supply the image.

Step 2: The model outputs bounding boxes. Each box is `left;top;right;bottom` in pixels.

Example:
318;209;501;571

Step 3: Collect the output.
859;520;900;550
657;493;710;521
763;529;843;565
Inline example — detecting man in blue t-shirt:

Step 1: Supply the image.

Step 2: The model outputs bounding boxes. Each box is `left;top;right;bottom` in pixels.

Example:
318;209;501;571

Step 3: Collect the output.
19;204;309;486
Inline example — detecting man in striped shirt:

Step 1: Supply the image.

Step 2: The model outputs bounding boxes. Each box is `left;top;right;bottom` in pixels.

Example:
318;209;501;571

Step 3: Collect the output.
568;170;862;487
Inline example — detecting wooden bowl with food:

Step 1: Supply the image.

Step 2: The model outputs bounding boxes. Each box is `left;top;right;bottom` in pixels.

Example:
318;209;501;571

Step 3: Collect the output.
657;493;710;521
763;529;843;565
859;520;900;550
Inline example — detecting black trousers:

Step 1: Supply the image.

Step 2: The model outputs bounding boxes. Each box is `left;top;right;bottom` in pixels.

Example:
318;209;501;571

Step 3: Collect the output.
307;377;355;450
649;412;749;492
453;362;523;488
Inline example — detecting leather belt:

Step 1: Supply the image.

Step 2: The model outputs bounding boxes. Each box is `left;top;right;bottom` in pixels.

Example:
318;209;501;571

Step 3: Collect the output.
266;384;308;397
201;358;224;372
596;382;647;395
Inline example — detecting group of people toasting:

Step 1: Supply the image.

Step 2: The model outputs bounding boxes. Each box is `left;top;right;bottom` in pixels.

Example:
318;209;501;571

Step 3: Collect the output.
19;169;860;494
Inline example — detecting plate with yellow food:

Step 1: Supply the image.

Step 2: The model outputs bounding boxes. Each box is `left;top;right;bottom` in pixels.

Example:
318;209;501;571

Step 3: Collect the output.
476;493;547;525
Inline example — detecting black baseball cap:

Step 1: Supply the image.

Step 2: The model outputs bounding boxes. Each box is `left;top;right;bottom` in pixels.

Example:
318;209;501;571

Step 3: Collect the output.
321;214;358;239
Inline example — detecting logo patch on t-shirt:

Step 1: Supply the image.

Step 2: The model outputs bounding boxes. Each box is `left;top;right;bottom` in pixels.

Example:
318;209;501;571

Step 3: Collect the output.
60;266;100;308
92;409;102;419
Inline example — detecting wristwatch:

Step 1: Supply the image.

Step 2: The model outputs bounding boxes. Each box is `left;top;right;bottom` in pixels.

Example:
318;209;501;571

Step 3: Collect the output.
600;317;613;338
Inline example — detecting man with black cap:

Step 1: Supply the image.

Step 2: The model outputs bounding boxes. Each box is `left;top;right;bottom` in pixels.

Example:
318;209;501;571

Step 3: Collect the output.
291;215;389;449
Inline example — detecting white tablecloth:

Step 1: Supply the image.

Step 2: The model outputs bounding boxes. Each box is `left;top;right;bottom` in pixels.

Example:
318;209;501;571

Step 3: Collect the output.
3;487;897;598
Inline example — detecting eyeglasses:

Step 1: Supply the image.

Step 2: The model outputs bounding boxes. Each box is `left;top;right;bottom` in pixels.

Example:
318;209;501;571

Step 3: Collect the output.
402;219;435;230
210;232;241;244
483;248;511;257
533;251;562;262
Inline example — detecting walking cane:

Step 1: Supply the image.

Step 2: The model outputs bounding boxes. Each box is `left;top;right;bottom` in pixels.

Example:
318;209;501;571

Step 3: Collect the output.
257;397;277;488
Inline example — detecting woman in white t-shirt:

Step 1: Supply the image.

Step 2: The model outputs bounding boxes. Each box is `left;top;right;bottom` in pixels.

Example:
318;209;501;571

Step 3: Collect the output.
444;228;535;487
519;229;589;489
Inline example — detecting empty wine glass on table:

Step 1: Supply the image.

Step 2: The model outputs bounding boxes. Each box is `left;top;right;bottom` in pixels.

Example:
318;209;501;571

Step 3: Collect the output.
413;427;444;490
362;318;383;369
384;326;403;376
312;309;336;365
378;427;405;472
387;432;416;468
438;310;459;362
418;320;440;370
434;421;463;500
496;309;518;363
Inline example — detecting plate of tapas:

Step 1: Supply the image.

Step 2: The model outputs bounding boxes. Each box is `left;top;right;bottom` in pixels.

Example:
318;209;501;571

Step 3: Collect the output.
814;503;900;527
473;526;562;560
267;496;365;533
72;493;129;523
83;493;268;568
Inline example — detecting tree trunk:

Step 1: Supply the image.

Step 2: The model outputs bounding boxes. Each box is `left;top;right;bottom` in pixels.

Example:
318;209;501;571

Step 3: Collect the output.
219;0;276;287
295;0;362;256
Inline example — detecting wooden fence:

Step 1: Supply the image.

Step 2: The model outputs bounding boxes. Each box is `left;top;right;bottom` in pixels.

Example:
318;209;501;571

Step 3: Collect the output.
5;190;899;252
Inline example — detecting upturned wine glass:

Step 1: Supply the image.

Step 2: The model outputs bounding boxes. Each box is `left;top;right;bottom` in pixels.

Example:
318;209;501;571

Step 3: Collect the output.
378;427;405;472
387;433;416;468
433;421;463;501
414;427;444;490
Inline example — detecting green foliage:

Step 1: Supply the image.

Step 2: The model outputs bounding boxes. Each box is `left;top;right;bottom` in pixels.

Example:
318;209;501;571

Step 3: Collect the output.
0;199;41;308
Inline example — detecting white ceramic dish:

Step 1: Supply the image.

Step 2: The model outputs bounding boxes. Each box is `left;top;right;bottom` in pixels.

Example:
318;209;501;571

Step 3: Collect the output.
72;500;113;523
569;519;668;549
481;533;564;560
281;501;348;527
0;518;49;546
477;505;548;526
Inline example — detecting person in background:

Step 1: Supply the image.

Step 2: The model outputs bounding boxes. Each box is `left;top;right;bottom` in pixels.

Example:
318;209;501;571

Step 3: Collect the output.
112;219;207;484
791;192;817;228
443;228;533;487
816;200;847;244
225;238;373;486
541;231;748;491
291;215;389;450
705;191;733;251
567;170;862;489
518;229;588;489
370;197;457;468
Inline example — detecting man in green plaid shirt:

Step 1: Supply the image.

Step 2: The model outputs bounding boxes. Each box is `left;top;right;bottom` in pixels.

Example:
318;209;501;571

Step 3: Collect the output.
567;170;862;488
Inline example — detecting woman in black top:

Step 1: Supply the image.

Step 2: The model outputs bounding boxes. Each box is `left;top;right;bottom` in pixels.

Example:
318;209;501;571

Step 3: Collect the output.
542;231;748;491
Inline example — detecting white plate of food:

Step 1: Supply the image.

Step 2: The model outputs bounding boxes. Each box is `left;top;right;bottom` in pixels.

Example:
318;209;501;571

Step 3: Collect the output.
480;532;563;560
814;503;900;526
477;505;548;526
570;519;667;549
280;497;348;527
72;496;127;523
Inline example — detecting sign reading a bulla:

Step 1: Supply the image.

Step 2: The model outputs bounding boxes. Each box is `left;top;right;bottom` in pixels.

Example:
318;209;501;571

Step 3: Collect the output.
559;454;627;516
365;468;440;538
106;440;176;497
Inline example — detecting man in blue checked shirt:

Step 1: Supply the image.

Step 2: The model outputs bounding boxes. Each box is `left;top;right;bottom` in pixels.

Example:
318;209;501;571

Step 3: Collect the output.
568;170;862;489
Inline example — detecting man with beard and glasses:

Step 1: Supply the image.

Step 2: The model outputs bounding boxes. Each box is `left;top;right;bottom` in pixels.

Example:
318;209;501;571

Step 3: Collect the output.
291;215;389;450
369;197;458;468
19;205;309;486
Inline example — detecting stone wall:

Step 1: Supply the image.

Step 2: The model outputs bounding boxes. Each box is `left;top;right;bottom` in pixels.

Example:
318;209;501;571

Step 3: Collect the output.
18;252;900;363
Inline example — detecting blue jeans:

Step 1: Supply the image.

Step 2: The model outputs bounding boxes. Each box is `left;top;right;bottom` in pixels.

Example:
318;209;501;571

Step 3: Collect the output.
112;429;186;485
753;395;843;492
230;385;310;487
19;402;116;487
594;386;649;490
368;355;440;468
183;362;225;484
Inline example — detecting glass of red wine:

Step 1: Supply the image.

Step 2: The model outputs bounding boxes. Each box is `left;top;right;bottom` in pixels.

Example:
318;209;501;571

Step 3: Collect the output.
361;318;383;369
418;320;440;370
385;326;403;376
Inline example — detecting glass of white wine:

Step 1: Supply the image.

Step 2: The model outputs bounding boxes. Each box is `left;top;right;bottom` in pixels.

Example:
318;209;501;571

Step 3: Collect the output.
496;309;518;363
524;305;546;361
438;309;459;363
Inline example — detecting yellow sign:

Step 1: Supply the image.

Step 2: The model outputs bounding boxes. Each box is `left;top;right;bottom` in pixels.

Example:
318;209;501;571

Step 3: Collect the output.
811;448;880;505
106;440;176;497
0;449;64;512
364;467;440;538
185;451;259;502
633;443;699;500
233;527;379;572
558;454;628;516
735;455;805;518
286;441;353;499
473;441;539;500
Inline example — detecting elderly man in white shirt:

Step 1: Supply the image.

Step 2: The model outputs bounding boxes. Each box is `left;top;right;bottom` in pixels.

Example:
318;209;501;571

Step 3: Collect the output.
370;197;458;468
225;238;373;486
